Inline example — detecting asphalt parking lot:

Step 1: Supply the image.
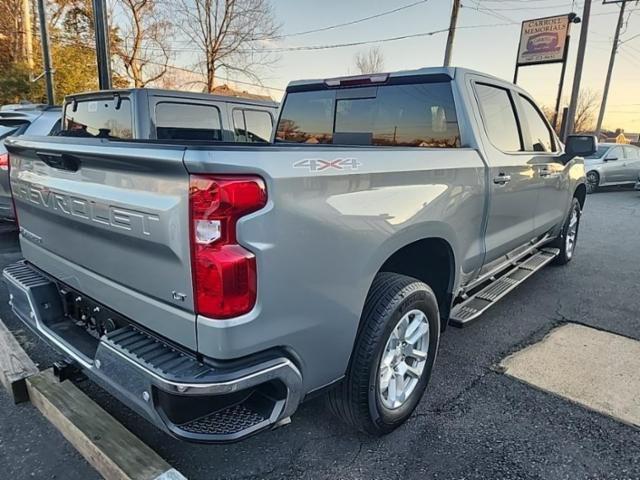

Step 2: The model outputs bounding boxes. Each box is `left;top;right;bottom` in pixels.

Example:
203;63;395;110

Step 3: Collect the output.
1;188;639;480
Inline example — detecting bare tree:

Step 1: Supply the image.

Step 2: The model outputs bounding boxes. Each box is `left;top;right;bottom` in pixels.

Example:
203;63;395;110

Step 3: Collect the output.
573;88;599;133
354;47;384;74
542;88;600;134
176;0;280;93
112;0;172;87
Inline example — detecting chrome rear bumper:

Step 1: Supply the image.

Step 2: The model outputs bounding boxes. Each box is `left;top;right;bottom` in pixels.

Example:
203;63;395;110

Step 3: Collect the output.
3;261;303;443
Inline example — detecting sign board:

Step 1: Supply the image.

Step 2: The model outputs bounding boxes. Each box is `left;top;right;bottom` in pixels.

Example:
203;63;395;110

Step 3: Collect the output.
517;15;571;66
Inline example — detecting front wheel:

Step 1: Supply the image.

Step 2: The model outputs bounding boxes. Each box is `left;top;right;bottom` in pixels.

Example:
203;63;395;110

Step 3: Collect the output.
586;171;599;194
326;273;440;435
552;197;581;265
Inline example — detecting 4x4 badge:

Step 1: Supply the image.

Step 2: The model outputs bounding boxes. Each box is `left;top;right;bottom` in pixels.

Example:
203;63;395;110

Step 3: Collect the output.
293;157;361;172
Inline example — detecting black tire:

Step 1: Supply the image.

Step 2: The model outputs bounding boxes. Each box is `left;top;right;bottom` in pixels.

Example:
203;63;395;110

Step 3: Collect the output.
326;272;440;435
586;171;599;194
551;197;581;265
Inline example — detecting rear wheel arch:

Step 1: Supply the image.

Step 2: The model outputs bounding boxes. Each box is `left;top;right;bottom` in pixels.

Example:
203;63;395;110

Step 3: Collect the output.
371;237;455;330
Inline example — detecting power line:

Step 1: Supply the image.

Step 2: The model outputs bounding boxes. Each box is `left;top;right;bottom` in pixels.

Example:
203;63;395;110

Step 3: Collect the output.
265;0;431;40
466;1;579;11
43;20;519;56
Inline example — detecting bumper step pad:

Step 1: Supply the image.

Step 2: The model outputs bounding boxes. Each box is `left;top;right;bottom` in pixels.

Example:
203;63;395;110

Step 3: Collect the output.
179;403;268;436
3;260;302;444
450;247;559;327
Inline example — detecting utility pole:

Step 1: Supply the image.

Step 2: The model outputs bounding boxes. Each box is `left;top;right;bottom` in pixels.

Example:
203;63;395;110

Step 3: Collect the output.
92;0;112;90
22;0;34;71
443;0;460;67
595;1;627;136
553;14;580;130
36;0;54;105
565;0;592;139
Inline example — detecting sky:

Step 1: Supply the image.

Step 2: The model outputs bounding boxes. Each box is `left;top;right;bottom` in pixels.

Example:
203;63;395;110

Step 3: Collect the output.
202;0;640;133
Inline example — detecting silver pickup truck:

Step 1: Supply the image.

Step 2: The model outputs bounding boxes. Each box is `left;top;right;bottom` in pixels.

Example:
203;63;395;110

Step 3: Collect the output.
3;67;595;443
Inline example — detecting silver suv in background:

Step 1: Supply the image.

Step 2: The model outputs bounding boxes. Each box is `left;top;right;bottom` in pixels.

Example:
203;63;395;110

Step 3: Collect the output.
59;88;278;142
584;142;640;193
0;104;62;220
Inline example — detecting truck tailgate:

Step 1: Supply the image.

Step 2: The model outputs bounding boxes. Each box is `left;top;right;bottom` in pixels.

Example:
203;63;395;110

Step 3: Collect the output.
6;136;197;349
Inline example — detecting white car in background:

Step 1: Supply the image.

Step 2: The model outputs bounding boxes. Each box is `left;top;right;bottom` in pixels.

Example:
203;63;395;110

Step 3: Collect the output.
584;143;640;193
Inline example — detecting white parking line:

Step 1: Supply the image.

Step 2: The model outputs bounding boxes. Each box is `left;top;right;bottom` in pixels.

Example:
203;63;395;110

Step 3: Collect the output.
500;323;640;428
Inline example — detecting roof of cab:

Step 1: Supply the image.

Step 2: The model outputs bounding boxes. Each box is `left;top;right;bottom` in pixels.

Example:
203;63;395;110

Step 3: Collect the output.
285;66;508;90
64;88;279;108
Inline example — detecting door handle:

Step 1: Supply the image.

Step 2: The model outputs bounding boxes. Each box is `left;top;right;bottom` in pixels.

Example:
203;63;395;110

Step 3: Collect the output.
539;169;552;177
493;173;511;185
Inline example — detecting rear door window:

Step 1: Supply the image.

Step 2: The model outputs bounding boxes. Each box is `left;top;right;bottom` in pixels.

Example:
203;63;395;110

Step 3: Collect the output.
276;81;460;147
233;109;273;143
60;98;133;139
156;102;222;141
474;83;522;152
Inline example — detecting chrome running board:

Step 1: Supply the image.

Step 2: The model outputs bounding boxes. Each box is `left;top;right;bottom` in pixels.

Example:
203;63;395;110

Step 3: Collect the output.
449;247;559;327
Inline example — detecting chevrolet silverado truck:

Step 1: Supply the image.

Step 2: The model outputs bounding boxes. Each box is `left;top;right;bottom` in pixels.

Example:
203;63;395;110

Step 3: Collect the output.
3;67;596;443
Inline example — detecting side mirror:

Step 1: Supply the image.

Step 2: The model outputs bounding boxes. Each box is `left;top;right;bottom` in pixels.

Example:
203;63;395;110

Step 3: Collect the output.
561;135;597;163
604;155;618;162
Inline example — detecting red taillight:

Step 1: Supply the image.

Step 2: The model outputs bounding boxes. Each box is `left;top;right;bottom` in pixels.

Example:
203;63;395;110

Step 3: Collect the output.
189;175;267;319
0;153;8;171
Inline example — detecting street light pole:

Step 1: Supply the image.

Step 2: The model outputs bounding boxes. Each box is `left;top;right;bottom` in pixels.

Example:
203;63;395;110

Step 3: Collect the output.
444;0;460;67
565;0;592;139
595;1;627;136
92;0;112;90
36;0;54;105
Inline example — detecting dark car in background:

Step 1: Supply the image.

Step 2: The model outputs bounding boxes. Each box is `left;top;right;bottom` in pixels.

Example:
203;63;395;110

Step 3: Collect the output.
0;104;62;221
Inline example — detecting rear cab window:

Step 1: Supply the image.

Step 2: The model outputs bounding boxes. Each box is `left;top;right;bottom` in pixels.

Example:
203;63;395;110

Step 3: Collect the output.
275;79;460;147
60;97;133;139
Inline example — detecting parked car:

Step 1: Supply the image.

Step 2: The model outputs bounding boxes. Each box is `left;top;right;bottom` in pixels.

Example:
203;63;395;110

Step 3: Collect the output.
59;88;278;142
3;67;594;443
0;104;61;220
584;142;640;193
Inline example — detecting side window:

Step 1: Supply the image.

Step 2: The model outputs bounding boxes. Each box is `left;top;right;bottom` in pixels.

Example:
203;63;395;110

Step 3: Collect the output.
474;83;522;152
156;102;222;141
234;109;273;143
233;109;247;142
48;119;61;136
608;147;623;160
244;110;272;143
623;146;639;159
519;95;556;152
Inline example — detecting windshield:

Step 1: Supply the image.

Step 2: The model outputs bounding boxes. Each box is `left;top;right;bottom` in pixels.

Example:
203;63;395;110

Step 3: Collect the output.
0;120;29;140
585;146;609;159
